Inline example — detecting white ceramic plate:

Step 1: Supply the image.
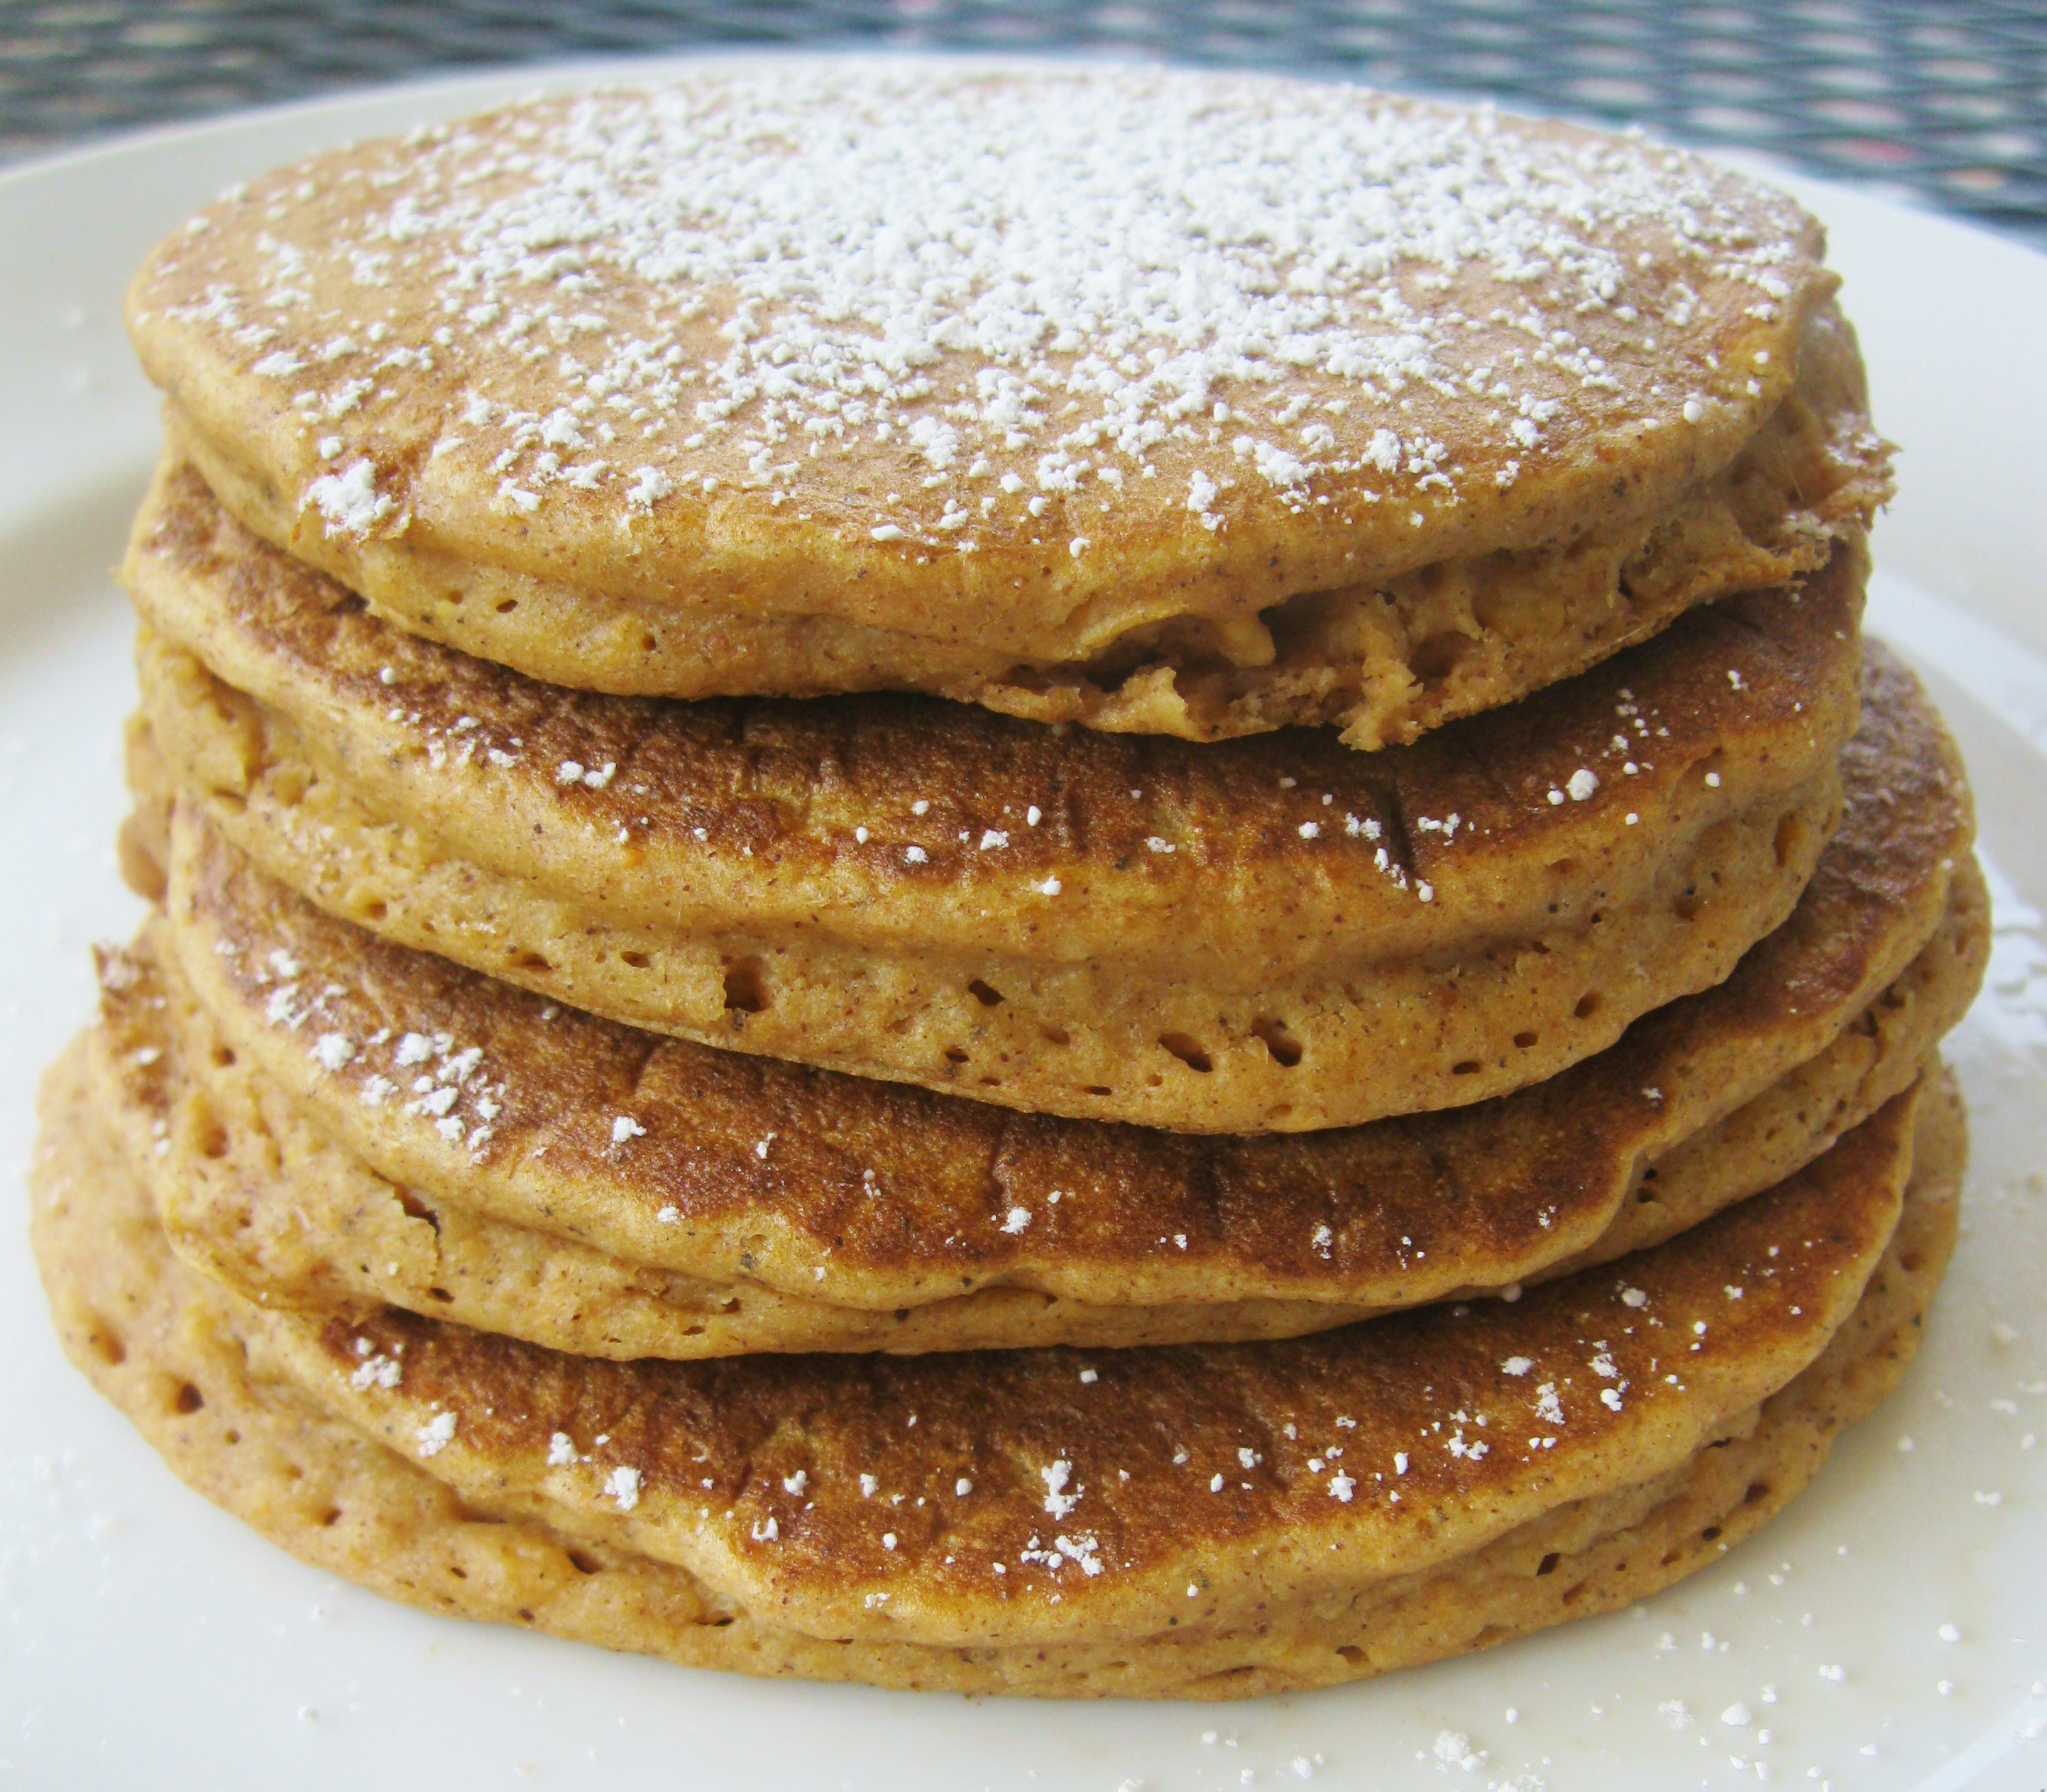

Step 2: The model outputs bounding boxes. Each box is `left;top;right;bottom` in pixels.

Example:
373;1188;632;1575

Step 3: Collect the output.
1;62;2042;1791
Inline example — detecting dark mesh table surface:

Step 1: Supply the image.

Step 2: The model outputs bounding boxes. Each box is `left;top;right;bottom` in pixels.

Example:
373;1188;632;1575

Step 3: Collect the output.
4;1;2043;248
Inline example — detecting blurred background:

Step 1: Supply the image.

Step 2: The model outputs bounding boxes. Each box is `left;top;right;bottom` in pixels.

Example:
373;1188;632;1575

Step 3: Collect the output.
2;1;2043;248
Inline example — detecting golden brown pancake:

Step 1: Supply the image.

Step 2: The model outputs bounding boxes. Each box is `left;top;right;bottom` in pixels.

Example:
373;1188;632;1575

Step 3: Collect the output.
94;645;1981;1353
91;874;1980;1357
127;65;1887;742
127;465;1867;1131
32;1052;1962;1697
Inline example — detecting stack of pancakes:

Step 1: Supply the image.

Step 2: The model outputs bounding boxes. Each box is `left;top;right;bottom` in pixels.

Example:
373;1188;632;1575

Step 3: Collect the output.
34;62;1987;1698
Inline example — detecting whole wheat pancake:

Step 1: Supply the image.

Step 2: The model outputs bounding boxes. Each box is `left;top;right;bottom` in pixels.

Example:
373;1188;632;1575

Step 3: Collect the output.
127;65;1888;746
92;872;1979;1358
33;1057;1961;1697
96;652;1980;1353
128;475;1865;1133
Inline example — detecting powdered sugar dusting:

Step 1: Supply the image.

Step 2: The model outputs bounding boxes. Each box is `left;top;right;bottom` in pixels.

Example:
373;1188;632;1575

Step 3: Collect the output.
218;930;507;1160
303;458;397;539
157;61;1813;554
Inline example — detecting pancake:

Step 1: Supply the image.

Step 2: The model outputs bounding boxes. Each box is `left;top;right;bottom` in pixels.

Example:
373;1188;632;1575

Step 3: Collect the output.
126;65;1888;746
33;1055;1962;1698
94;650;1981;1353
90;867;1981;1357
127;471;1865;1132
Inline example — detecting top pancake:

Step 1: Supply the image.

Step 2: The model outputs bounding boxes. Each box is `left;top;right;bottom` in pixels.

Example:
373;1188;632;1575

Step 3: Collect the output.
128;61;1885;743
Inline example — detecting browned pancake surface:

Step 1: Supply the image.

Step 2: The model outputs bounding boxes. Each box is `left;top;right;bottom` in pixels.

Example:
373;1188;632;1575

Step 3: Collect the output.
92;886;1980;1362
